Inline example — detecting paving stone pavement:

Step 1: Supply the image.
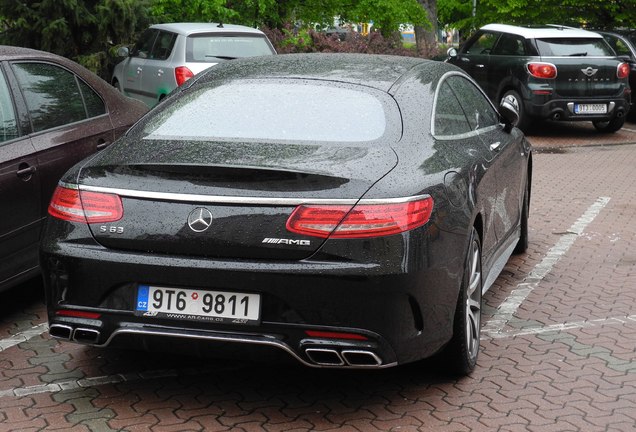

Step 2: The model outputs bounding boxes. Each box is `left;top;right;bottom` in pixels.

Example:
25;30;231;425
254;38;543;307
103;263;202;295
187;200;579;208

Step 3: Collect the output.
1;120;635;431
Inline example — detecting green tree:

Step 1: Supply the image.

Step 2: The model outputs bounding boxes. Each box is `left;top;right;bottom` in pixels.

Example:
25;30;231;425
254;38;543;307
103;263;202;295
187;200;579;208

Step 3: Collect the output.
0;0;149;78
438;0;636;39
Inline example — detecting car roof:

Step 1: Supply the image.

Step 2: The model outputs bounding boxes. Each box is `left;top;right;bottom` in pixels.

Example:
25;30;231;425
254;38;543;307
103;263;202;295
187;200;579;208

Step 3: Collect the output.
192;53;437;92
0;45;63;61
481;23;603;40
150;22;267;36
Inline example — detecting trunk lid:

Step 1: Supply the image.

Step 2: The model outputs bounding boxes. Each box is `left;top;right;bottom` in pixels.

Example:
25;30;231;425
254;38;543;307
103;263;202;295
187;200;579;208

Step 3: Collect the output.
78;139;397;260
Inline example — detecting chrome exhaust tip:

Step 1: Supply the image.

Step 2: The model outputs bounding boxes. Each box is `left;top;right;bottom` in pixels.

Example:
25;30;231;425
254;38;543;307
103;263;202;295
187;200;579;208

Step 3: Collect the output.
49;324;73;340
341;350;382;367
305;348;345;366
72;328;100;344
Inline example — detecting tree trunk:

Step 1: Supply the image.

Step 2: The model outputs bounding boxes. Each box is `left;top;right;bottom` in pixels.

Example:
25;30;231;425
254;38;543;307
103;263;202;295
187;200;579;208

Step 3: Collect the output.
414;0;438;58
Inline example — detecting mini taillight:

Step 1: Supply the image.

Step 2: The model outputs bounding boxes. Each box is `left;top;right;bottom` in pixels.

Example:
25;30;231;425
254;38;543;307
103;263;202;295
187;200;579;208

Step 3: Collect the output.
527;62;557;79
175;66;194;86
617;62;630;79
48;185;123;224
286;197;433;239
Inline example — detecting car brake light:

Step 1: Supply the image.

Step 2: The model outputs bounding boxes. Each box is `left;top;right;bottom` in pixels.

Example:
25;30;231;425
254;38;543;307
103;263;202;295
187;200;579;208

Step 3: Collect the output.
56;309;101;319
175;66;194;86
286;197;433;239
527;62;557;79
305;330;368;341
48;185;123;224
617;62;630;79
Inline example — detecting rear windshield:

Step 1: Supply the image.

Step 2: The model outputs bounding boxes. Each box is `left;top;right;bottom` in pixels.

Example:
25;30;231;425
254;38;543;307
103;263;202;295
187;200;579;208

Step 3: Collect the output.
536;38;614;56
186;34;274;61
142;80;395;143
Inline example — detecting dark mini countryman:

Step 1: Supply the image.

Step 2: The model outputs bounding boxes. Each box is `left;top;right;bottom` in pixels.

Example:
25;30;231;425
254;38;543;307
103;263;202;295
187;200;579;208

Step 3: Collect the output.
447;24;631;132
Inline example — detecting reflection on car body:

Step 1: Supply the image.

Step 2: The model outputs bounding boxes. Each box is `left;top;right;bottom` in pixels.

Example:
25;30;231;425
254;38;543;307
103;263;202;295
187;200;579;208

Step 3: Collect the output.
42;53;531;376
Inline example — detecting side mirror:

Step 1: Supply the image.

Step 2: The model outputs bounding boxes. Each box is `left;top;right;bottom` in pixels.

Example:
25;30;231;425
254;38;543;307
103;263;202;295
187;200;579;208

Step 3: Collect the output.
116;46;130;58
499;95;519;132
447;47;458;58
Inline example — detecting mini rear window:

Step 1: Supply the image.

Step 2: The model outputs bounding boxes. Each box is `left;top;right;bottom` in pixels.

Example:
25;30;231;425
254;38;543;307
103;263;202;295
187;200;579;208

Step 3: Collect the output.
143;81;394;143
536;38;614;56
186;34;274;62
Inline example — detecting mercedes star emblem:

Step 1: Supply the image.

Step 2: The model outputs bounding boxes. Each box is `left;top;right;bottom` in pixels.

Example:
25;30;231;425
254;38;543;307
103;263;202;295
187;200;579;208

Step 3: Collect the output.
187;208;213;232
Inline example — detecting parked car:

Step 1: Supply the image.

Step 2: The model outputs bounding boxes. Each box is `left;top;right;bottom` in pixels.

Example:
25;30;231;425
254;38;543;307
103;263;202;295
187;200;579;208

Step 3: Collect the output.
0;45;148;293
595;30;636;117
447;24;631;132
42;53;531;376
112;22;276;107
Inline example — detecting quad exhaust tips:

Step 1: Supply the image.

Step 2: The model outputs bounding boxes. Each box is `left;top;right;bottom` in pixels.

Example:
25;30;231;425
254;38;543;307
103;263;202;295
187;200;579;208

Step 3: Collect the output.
49;324;100;344
305;348;382;367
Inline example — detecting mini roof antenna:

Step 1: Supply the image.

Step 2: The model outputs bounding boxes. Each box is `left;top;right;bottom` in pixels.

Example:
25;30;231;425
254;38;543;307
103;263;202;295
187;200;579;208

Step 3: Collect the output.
217;22;224;28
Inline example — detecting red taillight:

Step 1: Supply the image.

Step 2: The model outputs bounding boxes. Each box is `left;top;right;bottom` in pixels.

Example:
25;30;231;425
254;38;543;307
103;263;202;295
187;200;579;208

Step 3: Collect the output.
56;310;101;319
617;62;630;79
48;185;123;224
175;66;194;86
305;330;368;341
527;62;557;79
286;197;433;239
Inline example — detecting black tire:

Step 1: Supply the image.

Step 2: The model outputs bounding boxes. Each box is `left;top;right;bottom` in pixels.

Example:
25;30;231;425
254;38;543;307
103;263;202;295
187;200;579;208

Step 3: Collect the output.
113;79;122;93
593;116;625;133
501;90;530;132
442;227;482;376
513;181;529;254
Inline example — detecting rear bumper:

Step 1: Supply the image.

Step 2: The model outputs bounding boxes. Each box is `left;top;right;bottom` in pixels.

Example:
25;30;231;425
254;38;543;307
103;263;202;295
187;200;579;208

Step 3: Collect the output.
525;93;630;122
41;226;464;368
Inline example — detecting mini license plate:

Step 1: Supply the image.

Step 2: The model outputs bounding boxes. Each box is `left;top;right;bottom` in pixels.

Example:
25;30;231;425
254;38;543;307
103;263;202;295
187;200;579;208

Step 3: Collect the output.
574;103;607;114
135;285;260;325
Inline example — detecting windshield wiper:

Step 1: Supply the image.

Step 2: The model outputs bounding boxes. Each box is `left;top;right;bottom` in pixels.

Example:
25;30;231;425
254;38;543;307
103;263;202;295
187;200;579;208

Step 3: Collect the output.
569;52;588;56
205;55;238;60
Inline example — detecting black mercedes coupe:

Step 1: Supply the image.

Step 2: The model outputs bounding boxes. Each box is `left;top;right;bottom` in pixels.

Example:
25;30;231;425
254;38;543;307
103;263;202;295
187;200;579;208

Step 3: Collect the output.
41;53;532;376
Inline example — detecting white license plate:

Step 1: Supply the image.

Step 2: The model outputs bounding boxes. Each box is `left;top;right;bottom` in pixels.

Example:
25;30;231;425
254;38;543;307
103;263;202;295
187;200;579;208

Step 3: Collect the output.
135;285;260;324
574;103;607;114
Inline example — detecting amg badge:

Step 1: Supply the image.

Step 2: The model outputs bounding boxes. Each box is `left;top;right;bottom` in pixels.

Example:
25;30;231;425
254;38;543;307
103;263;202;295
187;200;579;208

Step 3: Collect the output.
262;238;311;246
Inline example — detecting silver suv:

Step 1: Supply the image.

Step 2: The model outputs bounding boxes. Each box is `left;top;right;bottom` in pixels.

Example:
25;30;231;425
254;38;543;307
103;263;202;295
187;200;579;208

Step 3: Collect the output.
112;23;276;107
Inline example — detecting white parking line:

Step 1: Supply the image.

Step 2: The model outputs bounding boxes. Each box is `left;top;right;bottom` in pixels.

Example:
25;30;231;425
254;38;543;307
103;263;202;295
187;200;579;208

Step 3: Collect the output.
483;196;611;336
621;127;636;133
0;323;49;352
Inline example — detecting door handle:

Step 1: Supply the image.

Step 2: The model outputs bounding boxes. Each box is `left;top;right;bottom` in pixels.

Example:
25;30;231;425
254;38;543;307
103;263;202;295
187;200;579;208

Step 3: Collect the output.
489;142;501;152
136;67;143;74
16;164;36;178
157;69;164;76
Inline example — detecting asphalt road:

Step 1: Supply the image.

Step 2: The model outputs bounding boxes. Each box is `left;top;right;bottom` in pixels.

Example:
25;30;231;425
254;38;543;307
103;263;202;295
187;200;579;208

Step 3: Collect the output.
1;119;635;431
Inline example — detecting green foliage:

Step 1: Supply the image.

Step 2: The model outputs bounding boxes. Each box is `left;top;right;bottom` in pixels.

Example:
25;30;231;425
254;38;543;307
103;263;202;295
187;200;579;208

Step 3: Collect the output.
439;0;636;38
0;0;150;78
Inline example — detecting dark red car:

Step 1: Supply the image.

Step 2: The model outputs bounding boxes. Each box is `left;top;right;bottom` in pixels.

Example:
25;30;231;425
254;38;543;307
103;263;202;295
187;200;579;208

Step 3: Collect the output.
0;46;148;292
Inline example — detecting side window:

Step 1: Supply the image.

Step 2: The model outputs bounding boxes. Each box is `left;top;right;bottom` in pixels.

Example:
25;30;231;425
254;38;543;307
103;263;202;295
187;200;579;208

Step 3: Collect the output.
78;80;106;118
448;76;499;131
493;34;526;56
464;32;499;55
151;31;177;60
0;70;19;143
433;80;472;137
11;62;95;133
603;35;632;58
132;29;158;59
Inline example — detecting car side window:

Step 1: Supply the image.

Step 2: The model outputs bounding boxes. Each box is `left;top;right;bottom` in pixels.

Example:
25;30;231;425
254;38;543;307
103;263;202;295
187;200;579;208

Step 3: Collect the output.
11;62;103;133
493;34;526;56
77;80;106;118
448;76;499;131
0;70;19;143
464;32;498;55
603;35;632;58
132;29;158;59
433;80;472;137
151;31;177;60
